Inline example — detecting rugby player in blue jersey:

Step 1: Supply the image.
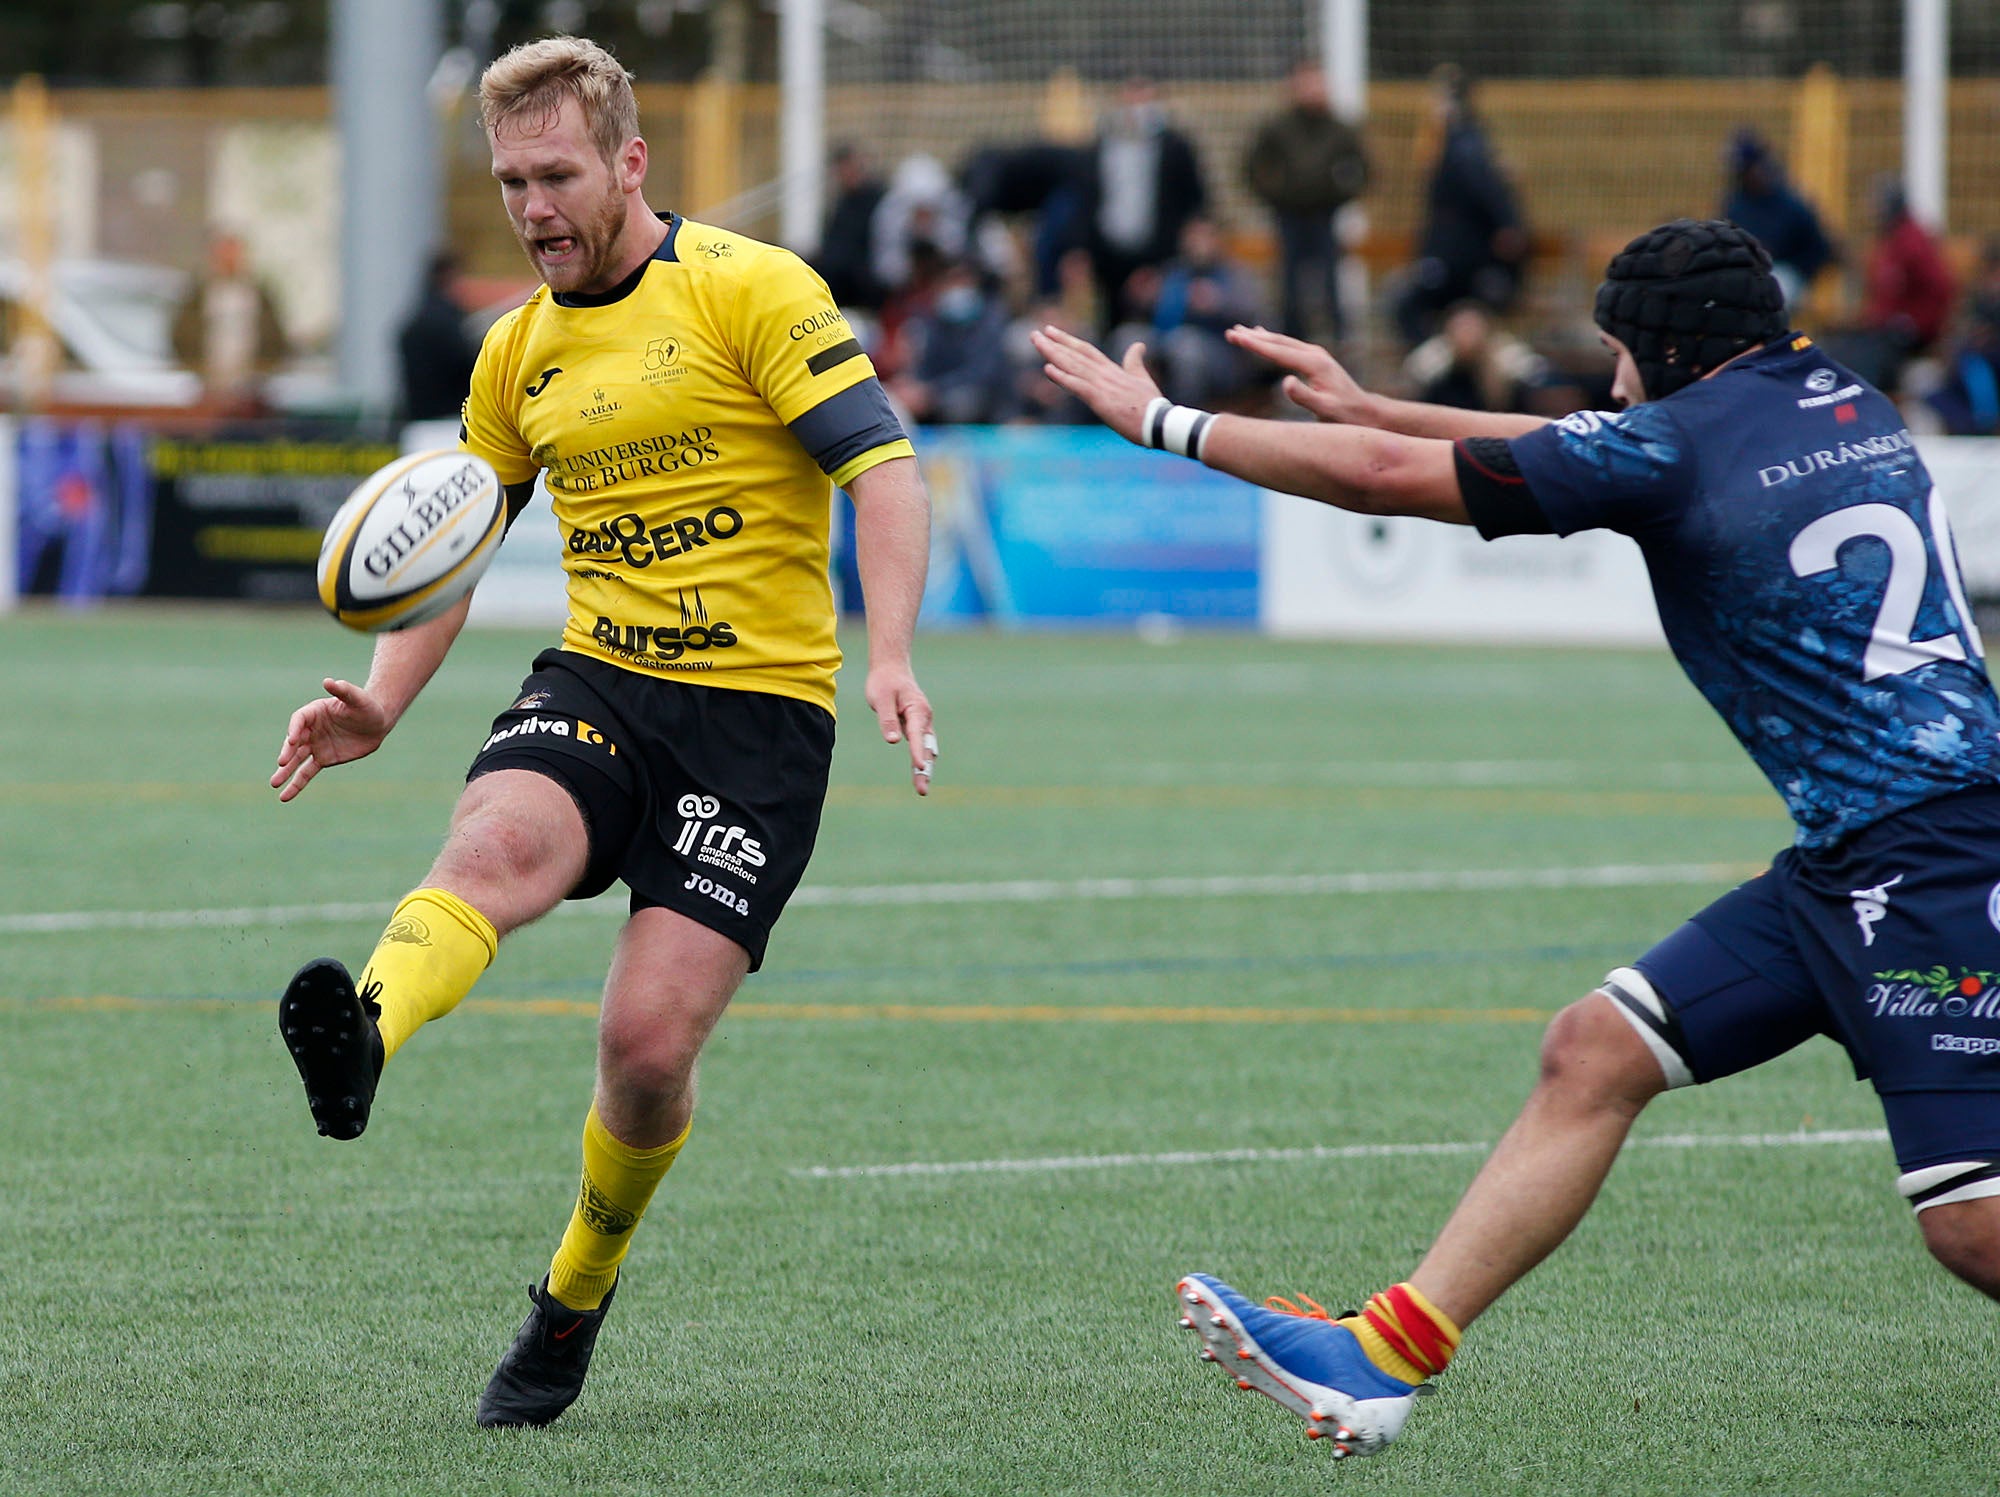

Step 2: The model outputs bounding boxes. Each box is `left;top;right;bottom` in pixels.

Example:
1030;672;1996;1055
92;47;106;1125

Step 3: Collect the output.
1033;220;2000;1458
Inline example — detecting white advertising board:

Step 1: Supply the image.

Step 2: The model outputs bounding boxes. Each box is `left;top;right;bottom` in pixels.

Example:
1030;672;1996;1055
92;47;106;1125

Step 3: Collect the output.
1918;436;2000;595
1259;489;1664;646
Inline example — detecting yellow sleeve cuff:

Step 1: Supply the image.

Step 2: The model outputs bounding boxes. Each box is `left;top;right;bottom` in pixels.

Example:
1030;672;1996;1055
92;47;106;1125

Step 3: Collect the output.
829;438;916;491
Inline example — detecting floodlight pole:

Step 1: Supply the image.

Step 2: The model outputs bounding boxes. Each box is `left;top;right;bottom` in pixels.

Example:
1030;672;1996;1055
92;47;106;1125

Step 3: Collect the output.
1904;0;1948;229
1323;0;1367;344
332;0;444;413
1322;0;1366;125
780;0;826;254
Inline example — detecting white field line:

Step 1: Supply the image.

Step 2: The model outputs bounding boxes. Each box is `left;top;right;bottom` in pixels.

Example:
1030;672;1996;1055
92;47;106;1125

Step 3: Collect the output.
793;1129;1891;1181
0;861;1752;936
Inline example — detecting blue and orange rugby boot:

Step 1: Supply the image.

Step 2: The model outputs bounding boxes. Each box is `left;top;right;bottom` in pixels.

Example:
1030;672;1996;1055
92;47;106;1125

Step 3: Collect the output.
1175;1273;1428;1458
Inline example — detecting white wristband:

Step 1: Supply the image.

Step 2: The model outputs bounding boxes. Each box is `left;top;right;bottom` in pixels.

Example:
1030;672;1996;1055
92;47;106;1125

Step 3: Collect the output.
1141;396;1216;461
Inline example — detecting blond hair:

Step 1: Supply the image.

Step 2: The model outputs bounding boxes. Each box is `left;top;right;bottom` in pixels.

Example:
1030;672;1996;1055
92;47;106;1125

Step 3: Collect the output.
478;36;638;163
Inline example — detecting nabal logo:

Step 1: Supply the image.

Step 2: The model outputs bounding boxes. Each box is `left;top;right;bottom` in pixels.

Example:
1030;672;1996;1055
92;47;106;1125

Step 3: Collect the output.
1872;967;2000;1020
1850;873;1902;946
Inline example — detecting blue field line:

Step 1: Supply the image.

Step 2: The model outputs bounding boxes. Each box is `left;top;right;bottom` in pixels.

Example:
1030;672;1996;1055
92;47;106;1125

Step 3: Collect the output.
14;938;1638;1009
743;940;1637;988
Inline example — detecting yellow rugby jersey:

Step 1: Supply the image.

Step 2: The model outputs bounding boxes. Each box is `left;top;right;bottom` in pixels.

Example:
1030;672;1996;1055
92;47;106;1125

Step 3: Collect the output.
460;215;913;712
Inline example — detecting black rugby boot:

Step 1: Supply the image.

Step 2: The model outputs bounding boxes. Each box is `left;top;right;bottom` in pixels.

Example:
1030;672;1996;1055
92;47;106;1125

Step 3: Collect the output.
476;1277;619;1428
277;957;384;1140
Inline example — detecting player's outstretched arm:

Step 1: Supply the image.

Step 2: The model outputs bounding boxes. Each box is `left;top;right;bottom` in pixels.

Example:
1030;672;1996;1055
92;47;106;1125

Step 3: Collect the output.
1226;325;1548;441
1031;326;1470;525
847;455;938;797
271;593;474;802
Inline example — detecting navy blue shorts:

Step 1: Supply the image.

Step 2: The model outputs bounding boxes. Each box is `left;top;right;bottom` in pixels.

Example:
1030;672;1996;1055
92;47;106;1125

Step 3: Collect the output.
1616;786;2000;1180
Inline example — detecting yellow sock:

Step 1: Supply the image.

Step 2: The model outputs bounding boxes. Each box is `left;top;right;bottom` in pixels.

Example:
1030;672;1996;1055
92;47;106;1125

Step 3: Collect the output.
1338;1282;1462;1385
547;1106;689;1311
358;888;498;1062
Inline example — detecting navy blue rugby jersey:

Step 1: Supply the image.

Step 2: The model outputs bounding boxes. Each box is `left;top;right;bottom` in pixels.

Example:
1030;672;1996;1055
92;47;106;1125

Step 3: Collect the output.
1500;334;2000;849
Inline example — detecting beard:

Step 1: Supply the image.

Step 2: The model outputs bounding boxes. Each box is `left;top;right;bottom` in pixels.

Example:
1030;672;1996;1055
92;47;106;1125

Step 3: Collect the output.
516;183;629;295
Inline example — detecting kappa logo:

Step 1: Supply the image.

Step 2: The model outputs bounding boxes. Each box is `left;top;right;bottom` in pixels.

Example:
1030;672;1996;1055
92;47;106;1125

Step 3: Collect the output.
525;367;562;397
1850;873;1903;947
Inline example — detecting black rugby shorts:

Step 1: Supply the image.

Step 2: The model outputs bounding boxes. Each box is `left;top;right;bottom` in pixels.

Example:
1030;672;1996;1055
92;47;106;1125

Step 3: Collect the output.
466;647;834;970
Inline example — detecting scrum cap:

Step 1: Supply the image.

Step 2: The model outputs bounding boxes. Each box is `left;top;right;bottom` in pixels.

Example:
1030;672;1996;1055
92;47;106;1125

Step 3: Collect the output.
1593;219;1786;400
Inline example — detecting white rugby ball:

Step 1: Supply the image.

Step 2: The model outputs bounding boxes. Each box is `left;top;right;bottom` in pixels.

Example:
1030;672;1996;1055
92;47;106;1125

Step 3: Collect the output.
317;449;506;632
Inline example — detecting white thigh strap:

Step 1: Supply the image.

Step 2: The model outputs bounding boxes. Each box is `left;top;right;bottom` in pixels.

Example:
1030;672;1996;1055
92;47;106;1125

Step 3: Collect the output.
1898;1160;2000;1213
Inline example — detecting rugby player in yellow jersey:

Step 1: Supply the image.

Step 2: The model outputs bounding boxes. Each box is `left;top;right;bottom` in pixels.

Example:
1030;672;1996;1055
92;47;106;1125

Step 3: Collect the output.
269;36;936;1427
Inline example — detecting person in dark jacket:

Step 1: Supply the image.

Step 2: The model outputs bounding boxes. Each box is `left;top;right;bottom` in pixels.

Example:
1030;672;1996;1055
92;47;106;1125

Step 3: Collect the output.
1082;77;1208;333
815;143;890;312
1720;128;1835;311
1393;66;1528;348
395;249;478;422
1243;59;1368;343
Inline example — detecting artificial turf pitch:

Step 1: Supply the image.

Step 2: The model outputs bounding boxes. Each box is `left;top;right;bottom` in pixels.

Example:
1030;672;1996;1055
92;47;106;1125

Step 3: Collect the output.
4;607;1998;1495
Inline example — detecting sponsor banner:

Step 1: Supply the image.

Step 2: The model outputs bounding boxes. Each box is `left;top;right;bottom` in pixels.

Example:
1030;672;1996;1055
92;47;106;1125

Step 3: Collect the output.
917;426;1259;625
14;417;157;604
141;425;400;601
0;417;14;614
1260;493;1663;646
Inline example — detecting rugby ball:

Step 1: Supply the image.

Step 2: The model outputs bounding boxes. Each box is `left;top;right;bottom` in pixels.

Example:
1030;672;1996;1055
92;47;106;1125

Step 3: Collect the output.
317;449;506;632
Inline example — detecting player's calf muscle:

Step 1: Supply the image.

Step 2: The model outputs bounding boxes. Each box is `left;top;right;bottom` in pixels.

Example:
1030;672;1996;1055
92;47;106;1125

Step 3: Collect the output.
1919;1199;2000;1299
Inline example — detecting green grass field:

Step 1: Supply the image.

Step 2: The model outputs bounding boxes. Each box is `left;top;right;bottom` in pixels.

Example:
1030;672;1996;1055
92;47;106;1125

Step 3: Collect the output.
5;607;1999;1496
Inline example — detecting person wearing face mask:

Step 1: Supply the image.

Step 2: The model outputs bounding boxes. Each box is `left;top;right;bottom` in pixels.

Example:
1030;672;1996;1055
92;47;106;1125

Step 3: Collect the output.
884;259;1017;425
1081;77;1209;333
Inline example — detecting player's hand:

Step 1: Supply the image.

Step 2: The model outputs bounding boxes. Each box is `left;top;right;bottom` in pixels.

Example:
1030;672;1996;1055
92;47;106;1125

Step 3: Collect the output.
867;665;937;798
1031;326;1162;445
1226;324;1372;424
271;678;394;802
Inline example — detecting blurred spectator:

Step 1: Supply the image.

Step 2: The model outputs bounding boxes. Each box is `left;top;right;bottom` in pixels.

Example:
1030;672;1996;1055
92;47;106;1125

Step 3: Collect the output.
1401;300;1548;413
871;154;971;302
1242;58;1368;344
1115;216;1266;409
882;259;1015;425
396;250;479;422
1821;179;1955;394
1721;128;1835;310
817;143;890;312
1394;66;1528;347
1858;180;1955;370
1082;78;1208;331
959;140;1089;298
170;229;287;409
1926;239;2000;436
1006;283;1096;425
